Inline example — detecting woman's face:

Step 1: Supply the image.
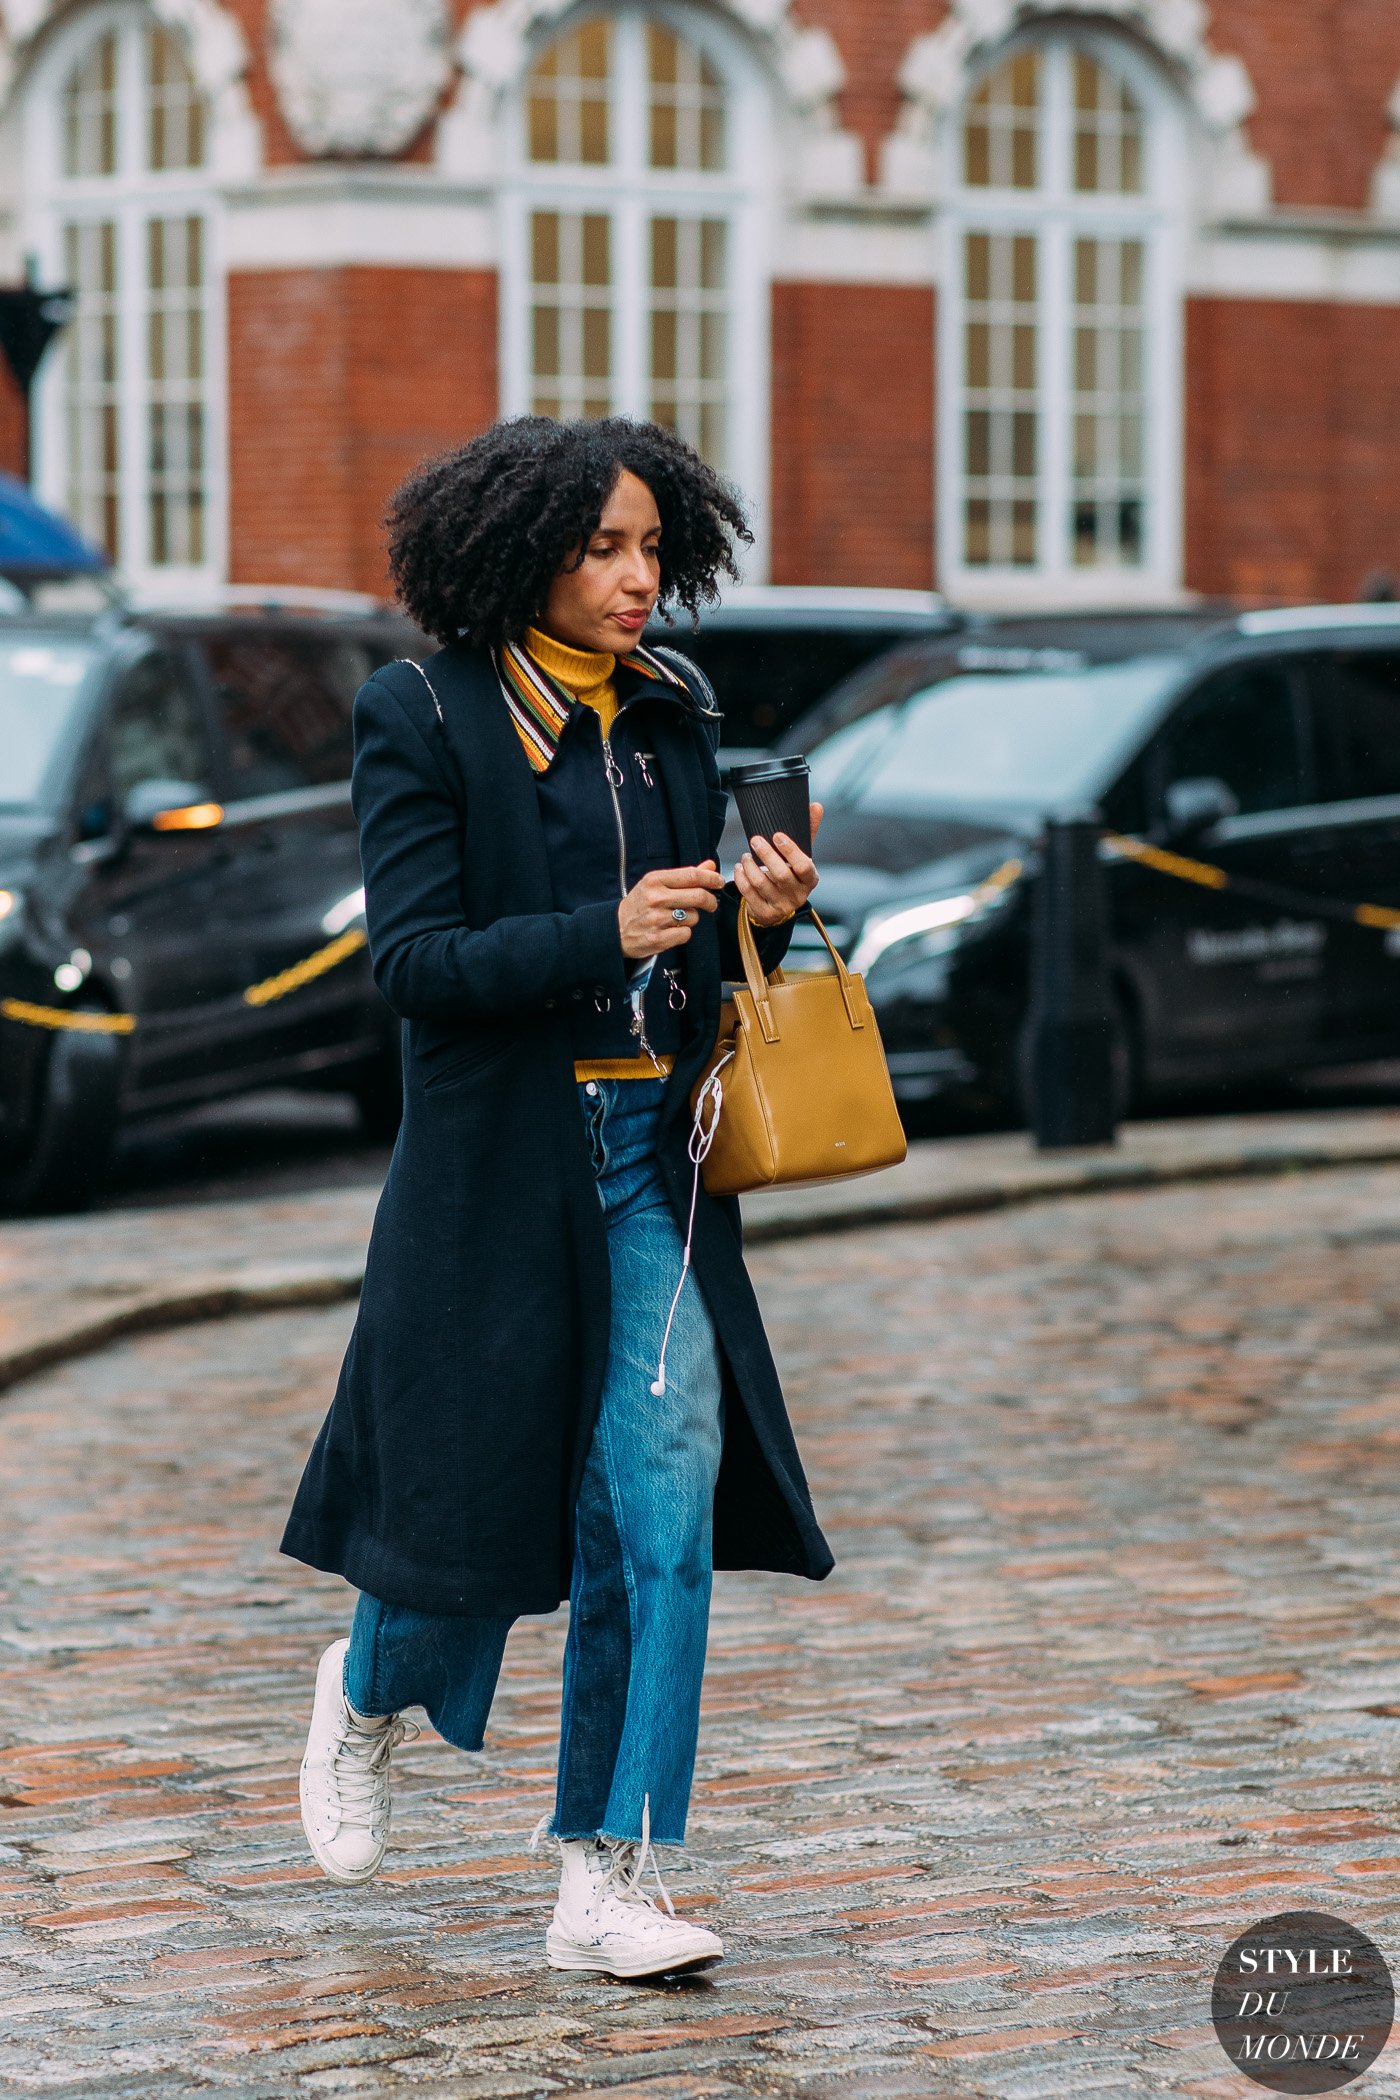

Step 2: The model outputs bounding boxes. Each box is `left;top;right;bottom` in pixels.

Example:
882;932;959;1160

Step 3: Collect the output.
541;468;662;655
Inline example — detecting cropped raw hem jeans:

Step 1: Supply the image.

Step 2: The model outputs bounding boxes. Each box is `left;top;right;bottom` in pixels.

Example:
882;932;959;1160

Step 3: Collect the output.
342;1076;725;1846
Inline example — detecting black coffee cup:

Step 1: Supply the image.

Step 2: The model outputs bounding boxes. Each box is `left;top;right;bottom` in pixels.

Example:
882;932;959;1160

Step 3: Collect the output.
729;754;812;856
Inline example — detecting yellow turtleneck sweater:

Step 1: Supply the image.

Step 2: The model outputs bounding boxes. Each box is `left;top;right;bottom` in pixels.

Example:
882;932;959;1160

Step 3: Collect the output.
523;625;673;1085
524;625;619;738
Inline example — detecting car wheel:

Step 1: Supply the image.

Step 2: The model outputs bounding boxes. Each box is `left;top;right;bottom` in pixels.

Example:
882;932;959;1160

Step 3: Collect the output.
0;1022;124;1214
351;1030;402;1142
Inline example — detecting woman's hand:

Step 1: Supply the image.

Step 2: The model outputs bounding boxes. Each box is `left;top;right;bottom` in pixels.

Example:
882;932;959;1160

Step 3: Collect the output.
618;862;727;959
734;802;824;927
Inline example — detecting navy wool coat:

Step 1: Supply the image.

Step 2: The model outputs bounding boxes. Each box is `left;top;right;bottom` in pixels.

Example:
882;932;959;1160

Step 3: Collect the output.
281;643;835;1616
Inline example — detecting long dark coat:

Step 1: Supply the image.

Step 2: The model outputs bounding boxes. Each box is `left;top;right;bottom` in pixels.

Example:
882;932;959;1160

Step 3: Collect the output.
281;643;835;1617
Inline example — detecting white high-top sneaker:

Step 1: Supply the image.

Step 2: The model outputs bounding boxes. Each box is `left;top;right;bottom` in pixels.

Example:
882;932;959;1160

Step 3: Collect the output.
536;1803;724;1979
299;1638;417;1886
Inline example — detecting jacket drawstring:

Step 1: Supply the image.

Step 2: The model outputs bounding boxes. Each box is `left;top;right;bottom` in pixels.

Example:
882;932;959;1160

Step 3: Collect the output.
651;1052;733;1397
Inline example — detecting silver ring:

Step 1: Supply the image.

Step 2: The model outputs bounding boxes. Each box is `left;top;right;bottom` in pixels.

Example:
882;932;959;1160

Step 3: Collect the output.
671;906;688;924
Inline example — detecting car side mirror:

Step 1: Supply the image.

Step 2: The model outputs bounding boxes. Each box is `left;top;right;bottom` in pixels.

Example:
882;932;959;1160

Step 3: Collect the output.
1162;775;1239;841
121;778;221;834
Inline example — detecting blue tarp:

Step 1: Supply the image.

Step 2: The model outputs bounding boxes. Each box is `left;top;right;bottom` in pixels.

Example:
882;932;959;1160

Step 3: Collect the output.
0;474;108;577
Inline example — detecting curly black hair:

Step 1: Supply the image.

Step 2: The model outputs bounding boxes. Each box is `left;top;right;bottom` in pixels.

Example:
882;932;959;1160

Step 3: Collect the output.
384;416;752;649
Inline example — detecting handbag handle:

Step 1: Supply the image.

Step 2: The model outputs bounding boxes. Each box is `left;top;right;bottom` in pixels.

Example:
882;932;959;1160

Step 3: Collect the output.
735;899;865;1044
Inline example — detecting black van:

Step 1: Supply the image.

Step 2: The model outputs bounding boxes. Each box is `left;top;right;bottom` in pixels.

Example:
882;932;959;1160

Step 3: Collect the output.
770;605;1400;1119
0;597;424;1209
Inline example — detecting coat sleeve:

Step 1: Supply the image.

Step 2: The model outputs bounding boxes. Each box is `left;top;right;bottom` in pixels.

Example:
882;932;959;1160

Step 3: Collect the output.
717;883;795;983
351;672;629;1023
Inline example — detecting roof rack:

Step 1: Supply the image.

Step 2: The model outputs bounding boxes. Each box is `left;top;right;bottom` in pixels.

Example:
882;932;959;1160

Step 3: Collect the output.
1237;604;1400;637
122;582;387;617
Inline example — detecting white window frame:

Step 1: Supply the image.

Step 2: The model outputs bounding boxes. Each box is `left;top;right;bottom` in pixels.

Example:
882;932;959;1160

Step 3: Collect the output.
938;26;1185;609
21;0;227;595
501;1;771;577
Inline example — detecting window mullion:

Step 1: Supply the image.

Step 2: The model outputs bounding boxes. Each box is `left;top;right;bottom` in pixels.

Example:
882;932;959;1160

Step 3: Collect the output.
120;13;147;573
614;7;645;185
1040;217;1069;582
118;199;147;573
613;7;644;421
615;195;646;421
1040;43;1068;580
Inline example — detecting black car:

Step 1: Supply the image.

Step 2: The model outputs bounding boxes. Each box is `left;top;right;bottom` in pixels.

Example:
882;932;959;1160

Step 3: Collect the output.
0;596;424;1209
647;584;956;767
762;605;1400;1120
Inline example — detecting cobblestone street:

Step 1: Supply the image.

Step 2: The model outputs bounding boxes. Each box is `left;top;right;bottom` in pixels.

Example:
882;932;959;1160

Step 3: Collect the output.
5;1164;1400;2098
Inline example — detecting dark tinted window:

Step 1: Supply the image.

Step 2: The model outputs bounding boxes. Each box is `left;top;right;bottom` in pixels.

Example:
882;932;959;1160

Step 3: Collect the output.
0;639;97;808
203;634;373;794
807;657;1178;813
109;650;214;801
657;628;931;747
1160;663;1303;816
1312;651;1400;801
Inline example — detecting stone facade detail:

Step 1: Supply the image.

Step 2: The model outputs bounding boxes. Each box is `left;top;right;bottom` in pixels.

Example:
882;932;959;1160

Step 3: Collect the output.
268;0;452;158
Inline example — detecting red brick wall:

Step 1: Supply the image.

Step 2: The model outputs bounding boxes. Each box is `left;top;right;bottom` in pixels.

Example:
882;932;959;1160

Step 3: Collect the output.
793;0;949;183
219;0;302;168
1208;0;1400;211
1185;295;1400;603
770;281;935;589
228;266;498;594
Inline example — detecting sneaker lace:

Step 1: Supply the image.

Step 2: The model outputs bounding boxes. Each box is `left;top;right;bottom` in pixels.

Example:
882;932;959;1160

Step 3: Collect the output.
596;1795;677;1918
333;1712;417;1819
527;1795;677;1918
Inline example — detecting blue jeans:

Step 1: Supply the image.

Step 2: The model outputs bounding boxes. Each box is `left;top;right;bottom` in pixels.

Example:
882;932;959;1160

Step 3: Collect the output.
343;1077;725;1846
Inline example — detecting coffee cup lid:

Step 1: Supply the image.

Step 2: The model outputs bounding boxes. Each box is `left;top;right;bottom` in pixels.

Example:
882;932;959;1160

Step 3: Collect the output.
729;754;808;784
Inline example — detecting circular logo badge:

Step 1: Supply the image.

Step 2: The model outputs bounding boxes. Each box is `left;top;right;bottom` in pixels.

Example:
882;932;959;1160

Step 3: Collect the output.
1212;1911;1394;2092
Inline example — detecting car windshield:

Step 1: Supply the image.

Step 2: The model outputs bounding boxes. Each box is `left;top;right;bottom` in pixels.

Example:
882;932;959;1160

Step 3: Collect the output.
0;639;99;808
806;654;1185;815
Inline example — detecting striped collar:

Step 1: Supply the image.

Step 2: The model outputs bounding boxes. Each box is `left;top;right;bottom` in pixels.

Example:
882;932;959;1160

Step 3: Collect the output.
493;636;691;775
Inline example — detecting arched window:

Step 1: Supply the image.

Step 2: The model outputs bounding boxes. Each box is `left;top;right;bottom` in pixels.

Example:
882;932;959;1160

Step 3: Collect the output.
29;6;217;582
504;8;765;500
942;33;1181;600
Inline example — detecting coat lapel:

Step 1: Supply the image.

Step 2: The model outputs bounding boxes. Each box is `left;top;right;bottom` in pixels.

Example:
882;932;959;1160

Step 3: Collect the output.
493;637;692;775
414;639;714;1022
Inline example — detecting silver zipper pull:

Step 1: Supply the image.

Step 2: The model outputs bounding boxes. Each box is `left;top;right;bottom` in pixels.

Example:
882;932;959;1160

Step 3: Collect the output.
635;751;655;789
630;986;667;1076
664;966;686;1011
603;741;625;789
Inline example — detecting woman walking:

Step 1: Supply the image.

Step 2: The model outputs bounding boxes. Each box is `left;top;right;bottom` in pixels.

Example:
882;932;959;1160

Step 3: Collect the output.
281;415;832;1980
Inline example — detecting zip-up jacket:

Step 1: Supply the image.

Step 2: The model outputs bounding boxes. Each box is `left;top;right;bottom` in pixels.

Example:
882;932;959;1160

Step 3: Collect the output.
527;649;690;1068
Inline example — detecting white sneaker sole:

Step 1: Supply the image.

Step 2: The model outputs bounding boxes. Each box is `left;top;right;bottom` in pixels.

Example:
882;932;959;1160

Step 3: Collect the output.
545;1928;723;1980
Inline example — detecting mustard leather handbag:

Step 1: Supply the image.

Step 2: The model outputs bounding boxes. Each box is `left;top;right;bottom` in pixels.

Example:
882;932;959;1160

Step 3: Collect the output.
688;901;908;1196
